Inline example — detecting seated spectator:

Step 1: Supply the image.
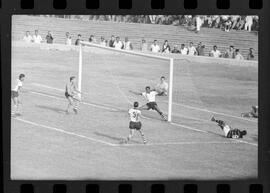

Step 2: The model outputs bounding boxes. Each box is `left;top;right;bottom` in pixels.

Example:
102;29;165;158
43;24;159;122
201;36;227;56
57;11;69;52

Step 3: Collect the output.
100;36;106;46
180;44;188;55
171;45;180;53
162;40;171;53
188;42;197;56
33;30;43;43
140;39;148;52
75;34;82;45
247;48;255;60
46;31;53;44
234;49;244;60
113;36;123;50
224;45;235;59
123;37;133;50
89;35;96;43
209;45;222;58
23;31;33;43
65;32;72;45
196;42;205;56
108;35;115;47
150;40;160;53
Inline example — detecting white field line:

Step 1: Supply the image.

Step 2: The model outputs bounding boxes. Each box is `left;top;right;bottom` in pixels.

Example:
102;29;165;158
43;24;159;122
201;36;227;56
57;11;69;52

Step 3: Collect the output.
13;117;117;146
28;89;258;147
31;83;257;123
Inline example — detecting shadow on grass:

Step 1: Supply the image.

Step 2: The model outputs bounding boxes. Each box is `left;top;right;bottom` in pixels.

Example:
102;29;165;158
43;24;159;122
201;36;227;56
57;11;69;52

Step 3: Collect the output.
35;104;66;114
94;131;142;144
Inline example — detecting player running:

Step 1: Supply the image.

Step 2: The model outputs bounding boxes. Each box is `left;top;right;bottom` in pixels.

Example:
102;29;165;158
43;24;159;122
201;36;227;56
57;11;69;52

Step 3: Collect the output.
65;76;81;114
121;102;147;144
129;86;167;121
11;74;25;116
211;116;247;139
154;76;169;96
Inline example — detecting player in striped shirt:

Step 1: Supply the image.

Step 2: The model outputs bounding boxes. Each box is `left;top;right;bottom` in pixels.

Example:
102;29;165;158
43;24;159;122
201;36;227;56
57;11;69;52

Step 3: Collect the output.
65;76;81;114
11;74;25;116
122;102;147;144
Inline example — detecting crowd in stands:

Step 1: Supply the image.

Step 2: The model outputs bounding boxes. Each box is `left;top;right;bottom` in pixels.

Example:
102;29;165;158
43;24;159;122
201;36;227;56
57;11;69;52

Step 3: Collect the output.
22;30;256;61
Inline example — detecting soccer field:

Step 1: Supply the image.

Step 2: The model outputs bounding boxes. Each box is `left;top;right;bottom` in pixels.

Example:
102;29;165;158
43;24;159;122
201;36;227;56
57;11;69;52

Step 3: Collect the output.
11;43;258;180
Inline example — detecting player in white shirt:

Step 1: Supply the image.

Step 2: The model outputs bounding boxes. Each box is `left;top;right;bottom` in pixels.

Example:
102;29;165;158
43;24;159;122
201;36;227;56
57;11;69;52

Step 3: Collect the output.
23;31;33;43
11;74;25;116
130;86;167;121
121;102;147;144
150;40;160;53
211;116;247;138
154;76;169;96
65;76;81;114
33;30;43;43
113;36;123;50
187;42;197;56
209;45;222;58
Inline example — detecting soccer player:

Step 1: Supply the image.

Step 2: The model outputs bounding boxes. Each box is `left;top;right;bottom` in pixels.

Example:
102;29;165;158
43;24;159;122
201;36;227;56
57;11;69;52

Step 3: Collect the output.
11;74;25;116
211;116;247;139
154;76;169;96
65;76;81;114
129;87;167;121
122;102;147;144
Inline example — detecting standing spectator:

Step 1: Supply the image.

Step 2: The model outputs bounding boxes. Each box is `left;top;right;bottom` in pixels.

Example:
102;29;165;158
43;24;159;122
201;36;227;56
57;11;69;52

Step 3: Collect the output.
244;16;253;32
209;45;222;58
45;31;53;44
195;16;204;33
161;40;171;53
140;39;148;52
113;36;123;50
75;34;82;45
236;16;246;30
230;15;240;30
180;44;188;55
171;45;180;53
196;42;205;56
100;36;106;46
123;37;133;50
150;40;160;53
23;31;33;43
187;42;197;56
224;19;232;32
65;32;72;45
224;45;235;59
247;48;255;60
108;35;115;48
235;49;244;60
33;30;43;43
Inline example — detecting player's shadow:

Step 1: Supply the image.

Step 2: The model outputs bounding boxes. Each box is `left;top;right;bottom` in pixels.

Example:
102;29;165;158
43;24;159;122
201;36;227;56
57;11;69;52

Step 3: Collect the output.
35;104;66;114
94;131;141;144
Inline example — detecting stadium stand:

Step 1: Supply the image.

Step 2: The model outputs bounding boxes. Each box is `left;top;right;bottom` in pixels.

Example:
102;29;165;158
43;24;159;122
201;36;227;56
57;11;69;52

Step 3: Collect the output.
12;15;258;60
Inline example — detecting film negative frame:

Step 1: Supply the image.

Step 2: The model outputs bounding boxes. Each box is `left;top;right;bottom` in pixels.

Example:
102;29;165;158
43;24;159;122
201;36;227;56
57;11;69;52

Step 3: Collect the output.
1;0;270;192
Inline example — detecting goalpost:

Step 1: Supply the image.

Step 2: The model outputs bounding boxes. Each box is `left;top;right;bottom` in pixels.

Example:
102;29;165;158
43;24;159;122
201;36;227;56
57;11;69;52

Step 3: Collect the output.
78;41;174;122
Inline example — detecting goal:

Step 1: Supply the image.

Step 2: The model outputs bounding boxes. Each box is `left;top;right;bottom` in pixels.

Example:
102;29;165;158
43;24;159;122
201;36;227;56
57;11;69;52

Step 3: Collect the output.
78;41;174;122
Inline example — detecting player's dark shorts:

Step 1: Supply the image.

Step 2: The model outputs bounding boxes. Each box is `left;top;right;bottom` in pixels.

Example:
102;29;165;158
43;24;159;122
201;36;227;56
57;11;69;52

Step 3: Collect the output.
146;102;158;110
65;91;72;98
129;121;142;130
227;129;242;138
11;90;19;98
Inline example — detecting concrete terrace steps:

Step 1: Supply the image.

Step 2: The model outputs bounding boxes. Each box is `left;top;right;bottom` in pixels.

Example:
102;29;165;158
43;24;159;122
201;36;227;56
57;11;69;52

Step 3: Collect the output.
12;15;258;60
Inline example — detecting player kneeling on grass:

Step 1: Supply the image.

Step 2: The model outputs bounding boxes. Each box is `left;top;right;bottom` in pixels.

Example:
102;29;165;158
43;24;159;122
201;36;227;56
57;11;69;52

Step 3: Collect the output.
211;116;247;139
129;86;167;121
11;74;25;116
65;76;81;114
153;76;169;96
241;105;258;118
122;102;147;144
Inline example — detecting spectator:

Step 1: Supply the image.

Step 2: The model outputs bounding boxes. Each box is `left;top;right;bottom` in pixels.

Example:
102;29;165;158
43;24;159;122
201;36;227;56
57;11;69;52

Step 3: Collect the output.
75;34;82;45
123;37;133;50
188;42;197;56
230;15;240;30
162;40;171;53
33;30;43;43
113;36;123;50
45;31;53;44
235;49;244;60
196;42;205;56
224;19;232;32
89;35;96;43
171;45;180;53
150;40;160;53
236;16;245;30
23;31;33;43
195;16;204;33
224;45;235;59
65;32;72;45
180;44;188;55
247;48;255;60
108;35;115;48
244;16;253;32
140;39;148;52
209;45;222;58
100;36;106;46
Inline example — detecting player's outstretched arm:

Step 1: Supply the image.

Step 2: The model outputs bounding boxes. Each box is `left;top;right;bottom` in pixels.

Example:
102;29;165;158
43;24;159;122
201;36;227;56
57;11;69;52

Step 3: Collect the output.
129;90;142;95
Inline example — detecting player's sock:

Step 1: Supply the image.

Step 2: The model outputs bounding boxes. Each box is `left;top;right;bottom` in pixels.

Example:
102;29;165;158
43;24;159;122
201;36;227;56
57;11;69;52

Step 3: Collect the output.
139;131;147;144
